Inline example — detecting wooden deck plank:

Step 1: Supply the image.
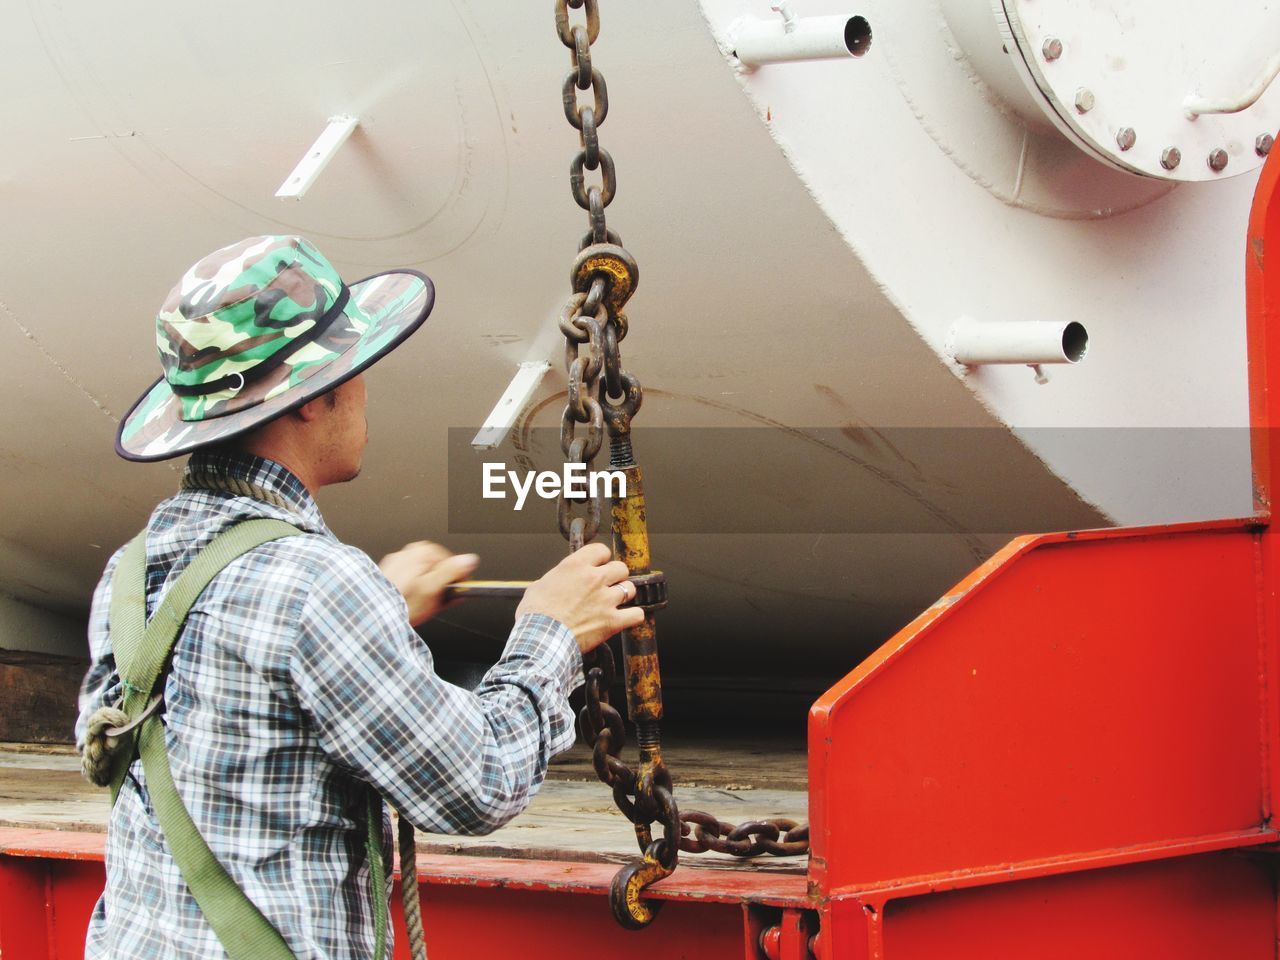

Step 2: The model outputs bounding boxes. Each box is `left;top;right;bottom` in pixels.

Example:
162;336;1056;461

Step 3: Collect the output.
0;740;810;874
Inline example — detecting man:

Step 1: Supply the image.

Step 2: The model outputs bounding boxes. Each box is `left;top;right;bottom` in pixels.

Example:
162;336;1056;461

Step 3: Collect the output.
76;236;642;958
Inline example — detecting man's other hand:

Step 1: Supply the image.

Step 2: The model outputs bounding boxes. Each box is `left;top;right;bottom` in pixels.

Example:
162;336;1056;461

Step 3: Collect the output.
517;543;646;654
379;541;480;627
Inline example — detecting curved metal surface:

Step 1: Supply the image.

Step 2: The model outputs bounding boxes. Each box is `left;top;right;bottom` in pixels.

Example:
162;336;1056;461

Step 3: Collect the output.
0;1;1259;676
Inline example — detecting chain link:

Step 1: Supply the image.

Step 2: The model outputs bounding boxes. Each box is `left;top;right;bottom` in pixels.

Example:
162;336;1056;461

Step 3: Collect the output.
679;811;811;858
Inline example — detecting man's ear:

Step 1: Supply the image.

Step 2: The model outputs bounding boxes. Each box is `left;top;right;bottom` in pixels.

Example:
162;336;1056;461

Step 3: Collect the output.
295;395;328;423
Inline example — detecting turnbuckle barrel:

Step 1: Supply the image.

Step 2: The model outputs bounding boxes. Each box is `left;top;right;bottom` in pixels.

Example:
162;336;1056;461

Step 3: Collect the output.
605;431;678;928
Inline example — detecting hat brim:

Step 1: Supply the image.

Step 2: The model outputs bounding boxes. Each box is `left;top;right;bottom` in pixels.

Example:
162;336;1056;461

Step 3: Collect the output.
116;270;434;462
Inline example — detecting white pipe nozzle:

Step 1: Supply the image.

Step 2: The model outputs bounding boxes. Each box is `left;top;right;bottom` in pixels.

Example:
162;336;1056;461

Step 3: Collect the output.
946;318;1088;366
730;14;871;67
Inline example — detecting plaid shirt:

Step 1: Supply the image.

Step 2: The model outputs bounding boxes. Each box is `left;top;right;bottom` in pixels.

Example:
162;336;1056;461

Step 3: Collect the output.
75;452;582;959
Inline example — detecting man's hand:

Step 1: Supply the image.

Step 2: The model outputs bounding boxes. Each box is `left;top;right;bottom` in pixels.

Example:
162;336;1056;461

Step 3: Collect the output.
379;541;480;627
516;543;646;654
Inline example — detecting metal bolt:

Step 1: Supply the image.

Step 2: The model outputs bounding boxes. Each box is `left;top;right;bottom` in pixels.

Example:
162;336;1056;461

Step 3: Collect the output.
1042;37;1063;62
1116;127;1136;151
1258;133;1274;157
1074;88;1095;114
1160;147;1181;171
1208;148;1229;172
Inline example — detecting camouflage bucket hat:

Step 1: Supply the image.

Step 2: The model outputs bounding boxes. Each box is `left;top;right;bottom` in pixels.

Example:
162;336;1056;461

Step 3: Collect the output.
116;235;434;461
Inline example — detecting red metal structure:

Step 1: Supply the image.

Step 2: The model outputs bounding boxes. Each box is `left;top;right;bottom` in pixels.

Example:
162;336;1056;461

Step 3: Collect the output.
4;150;1280;959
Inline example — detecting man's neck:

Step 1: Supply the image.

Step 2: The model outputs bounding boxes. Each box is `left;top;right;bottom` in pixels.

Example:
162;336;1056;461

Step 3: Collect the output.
182;451;329;535
227;436;324;495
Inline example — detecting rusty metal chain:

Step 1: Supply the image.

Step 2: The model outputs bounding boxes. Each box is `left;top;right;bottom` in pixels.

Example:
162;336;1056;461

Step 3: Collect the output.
556;279;606;551
554;0;682;930
552;0;807;928
679;811;810;858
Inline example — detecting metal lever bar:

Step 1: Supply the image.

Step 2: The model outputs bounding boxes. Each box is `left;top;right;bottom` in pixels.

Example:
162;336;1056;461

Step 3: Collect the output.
445;573;667;610
444;580;533;600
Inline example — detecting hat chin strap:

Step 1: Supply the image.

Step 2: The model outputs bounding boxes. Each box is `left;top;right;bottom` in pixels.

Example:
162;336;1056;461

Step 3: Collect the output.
168;284;351;398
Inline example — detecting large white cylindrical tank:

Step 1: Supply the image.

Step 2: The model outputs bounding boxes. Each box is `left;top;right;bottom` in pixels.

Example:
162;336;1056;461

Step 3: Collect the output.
0;1;1270;691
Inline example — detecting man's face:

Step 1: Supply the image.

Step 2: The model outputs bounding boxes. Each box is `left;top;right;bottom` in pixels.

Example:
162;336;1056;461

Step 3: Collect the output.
320;374;369;484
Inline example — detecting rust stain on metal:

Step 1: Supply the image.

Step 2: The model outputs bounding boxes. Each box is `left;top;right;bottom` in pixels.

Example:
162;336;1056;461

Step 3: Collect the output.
815;383;926;478
626;653;663;706
611;473;651;572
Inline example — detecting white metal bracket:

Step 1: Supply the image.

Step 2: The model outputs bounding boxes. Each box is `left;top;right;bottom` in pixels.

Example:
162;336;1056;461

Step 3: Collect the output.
471;361;553;451
275;116;360;201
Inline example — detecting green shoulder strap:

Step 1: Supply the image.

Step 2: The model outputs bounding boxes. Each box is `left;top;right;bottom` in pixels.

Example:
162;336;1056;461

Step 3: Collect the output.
106;519;388;960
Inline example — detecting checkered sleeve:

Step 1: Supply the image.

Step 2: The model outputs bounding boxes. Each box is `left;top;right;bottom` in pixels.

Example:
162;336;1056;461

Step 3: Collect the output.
290;542;584;835
74;546;127;752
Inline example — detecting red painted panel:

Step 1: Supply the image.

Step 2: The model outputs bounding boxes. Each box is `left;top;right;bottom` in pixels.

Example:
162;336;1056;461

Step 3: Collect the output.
879;852;1275;960
45;861;100;960
0;857;101;960
818;898;875;960
408;885;744;960
1247;133;1280;510
0;857;52;960
0;829;106;862
1247;139;1280;825
810;525;1266;892
0;835;774;960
